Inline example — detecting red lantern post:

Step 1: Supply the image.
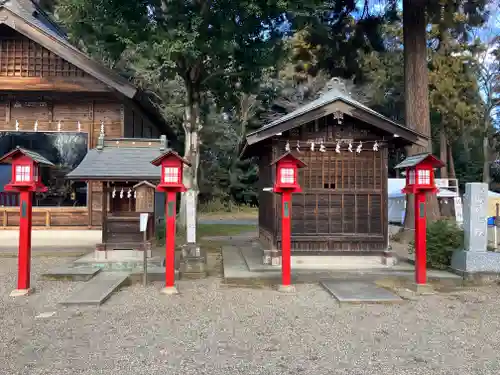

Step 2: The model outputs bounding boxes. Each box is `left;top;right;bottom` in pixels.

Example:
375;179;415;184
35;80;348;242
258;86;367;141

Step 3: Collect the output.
0;147;54;296
151;151;191;295
395;153;444;287
271;152;306;292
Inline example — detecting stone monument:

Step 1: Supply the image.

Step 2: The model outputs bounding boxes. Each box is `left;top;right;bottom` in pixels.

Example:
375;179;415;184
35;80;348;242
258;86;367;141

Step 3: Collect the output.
179;190;207;279
451;183;500;274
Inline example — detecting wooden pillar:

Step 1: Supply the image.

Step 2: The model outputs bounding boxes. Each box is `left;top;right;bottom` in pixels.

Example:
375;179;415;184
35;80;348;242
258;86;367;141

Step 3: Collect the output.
101;182;108;244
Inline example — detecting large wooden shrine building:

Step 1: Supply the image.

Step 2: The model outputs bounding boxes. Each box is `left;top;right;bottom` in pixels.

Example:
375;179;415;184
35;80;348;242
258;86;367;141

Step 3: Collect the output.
242;80;429;262
0;0;171;228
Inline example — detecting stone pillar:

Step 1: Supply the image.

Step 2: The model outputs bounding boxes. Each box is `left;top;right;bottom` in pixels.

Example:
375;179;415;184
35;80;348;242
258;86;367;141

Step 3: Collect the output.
179;190;207;279
451;183;500;274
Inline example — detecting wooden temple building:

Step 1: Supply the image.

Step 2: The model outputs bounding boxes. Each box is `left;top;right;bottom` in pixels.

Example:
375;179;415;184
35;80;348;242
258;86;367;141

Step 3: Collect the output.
0;0;171;229
241;80;429;265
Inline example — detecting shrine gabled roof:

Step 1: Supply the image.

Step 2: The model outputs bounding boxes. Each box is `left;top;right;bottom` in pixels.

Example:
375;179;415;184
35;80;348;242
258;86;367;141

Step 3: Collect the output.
0;146;54;166
66;147;164;181
241;84;429;158
0;0;173;138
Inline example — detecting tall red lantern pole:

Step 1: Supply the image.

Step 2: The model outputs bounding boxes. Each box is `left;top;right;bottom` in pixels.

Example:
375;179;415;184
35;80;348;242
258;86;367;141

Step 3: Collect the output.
414;191;427;284
395;153;444;289
17;189;33;292
271;152;306;292
165;191;177;288
151;151;191;295
281;191;292;286
0;147;54;297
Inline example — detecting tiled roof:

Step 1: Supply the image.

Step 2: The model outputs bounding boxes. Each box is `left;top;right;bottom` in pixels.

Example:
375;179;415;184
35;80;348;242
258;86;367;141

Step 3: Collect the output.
16;147;55;166
248;86;406;137
394;153;432;169
66;147;164;180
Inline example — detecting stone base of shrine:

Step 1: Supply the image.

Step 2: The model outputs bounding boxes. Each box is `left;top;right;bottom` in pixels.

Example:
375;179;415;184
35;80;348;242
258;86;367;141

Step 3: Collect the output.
179;243;207;279
451;250;500;274
94;242;152;261
261;248;397;269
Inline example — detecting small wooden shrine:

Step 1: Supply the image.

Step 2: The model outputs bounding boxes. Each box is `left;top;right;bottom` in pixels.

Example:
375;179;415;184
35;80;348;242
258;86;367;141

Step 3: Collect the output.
66;134;166;250
241;79;429;265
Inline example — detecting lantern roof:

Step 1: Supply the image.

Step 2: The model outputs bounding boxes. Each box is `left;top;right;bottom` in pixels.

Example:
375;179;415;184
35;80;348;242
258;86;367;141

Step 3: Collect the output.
270;151;307;168
133;180;157;190
150;150;191;167
394;153;444;170
0;146;54;166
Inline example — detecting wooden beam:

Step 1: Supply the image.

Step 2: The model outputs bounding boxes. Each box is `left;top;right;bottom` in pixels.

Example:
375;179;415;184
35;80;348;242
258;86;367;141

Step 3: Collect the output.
0;76;111;92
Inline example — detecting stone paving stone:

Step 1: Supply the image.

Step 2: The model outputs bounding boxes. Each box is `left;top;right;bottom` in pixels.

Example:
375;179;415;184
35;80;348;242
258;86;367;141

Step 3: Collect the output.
321;280;403;303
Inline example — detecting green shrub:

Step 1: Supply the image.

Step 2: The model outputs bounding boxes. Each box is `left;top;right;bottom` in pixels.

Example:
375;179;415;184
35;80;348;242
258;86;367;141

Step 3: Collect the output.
408;219;463;269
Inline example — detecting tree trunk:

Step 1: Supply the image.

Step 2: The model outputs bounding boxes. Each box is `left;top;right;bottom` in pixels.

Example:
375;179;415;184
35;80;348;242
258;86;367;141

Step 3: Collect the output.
402;0;440;234
178;82;201;230
447;142;456;179
439;128;448;178
483;135;490;185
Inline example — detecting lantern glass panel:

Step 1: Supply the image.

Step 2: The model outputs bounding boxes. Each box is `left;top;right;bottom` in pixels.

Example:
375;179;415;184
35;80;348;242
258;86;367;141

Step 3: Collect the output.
418;169;430;185
280;167;295;184
15;165;31;182
164;166;180;184
409;170;416;184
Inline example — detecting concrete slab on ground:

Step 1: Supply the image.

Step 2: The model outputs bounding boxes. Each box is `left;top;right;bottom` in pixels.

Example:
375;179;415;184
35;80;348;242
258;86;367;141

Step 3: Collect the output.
42;266;101;281
60;272;129;306
223;245;462;286
0;230;100;255
321;280;402;303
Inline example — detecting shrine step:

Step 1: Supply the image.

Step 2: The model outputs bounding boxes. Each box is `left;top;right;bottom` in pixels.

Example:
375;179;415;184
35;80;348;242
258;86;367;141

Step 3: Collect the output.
42;266;101;282
60;272;129;306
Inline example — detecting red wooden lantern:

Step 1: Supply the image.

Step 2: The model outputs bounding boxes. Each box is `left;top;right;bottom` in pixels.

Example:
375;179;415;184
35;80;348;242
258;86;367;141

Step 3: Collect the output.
396;153;444;195
394;152;445;289
151;150;191;193
270;151;306;292
0;147;53;193
0;147;54;296
151;150;191;295
272;152;306;194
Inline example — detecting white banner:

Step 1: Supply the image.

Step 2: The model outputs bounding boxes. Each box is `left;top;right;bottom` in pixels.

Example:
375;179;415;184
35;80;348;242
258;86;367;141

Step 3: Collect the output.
140;213;149;232
186;190;197;243
454;197;463;226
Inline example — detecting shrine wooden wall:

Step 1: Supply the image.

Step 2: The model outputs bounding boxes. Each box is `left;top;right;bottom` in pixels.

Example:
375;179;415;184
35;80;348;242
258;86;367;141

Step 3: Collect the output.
0;26;164;229
258;113;389;253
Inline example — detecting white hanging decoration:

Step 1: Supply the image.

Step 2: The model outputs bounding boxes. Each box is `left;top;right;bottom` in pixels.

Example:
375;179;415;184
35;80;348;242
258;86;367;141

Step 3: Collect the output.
310;142;315;152
119;188;124;199
134;190;137;199
57;120;62;132
296;140;301;153
356;141;362;154
348;141;353;153
127;188;132;199
285;141;290;152
373;141;379;152
100;121;105;135
34;120;38;132
77;121;82;132
15;120;19;131
319;141;326;153
335;141;340;154
112;187;116;198
334;110;343;124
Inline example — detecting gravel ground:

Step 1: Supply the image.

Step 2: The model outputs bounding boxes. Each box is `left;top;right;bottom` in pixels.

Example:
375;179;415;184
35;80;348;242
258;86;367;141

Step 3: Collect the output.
1;258;500;375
